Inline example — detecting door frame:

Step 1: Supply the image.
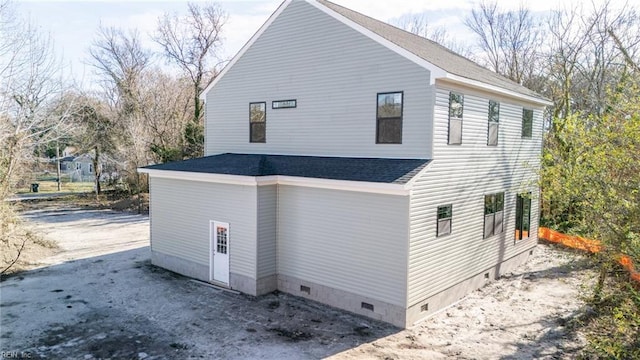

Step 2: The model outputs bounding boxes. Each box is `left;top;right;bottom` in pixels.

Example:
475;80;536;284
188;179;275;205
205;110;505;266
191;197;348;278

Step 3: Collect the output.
209;220;230;284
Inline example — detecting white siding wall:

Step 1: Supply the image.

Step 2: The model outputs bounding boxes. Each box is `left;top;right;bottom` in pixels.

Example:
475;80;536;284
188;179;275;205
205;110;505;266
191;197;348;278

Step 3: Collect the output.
257;185;277;278
277;185;409;306
407;81;543;306
150;177;258;279
206;0;433;159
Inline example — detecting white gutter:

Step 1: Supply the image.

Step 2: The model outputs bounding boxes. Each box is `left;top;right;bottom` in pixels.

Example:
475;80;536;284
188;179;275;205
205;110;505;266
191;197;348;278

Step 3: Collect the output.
442;74;553;107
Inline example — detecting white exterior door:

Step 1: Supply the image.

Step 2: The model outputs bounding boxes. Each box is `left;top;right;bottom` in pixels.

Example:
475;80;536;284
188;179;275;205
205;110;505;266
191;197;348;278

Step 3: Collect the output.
210;221;230;285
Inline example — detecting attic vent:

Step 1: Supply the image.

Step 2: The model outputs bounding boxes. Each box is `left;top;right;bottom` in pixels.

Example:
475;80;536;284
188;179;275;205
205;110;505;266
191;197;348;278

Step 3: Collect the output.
300;285;310;294
484;272;490;279
420;303;429;312
530;250;534;255
361;302;374;311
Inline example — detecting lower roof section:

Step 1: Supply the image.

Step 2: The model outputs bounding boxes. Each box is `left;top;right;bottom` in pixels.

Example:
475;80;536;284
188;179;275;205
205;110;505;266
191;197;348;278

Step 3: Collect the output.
140;153;430;185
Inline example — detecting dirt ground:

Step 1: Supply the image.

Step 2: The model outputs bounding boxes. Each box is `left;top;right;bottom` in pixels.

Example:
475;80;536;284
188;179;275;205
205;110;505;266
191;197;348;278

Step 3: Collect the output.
1;204;595;359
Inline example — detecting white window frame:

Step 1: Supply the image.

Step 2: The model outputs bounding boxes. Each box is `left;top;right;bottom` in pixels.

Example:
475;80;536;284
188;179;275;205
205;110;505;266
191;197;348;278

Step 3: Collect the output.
448;92;464;145
437;204;452;237
522;108;533;138
488;100;499;146
484;192;504;238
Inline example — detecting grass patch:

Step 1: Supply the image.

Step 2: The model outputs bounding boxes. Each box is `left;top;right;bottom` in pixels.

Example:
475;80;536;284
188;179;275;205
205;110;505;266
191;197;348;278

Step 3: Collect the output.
14;190;149;214
16;180;95;194
578;273;640;359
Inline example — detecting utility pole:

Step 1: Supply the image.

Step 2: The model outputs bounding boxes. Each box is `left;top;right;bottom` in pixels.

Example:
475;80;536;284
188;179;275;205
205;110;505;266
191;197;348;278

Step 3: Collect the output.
56;143;61;191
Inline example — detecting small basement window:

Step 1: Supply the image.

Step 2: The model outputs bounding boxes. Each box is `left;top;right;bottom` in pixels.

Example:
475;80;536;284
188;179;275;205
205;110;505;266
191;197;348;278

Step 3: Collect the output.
361;302;374;311
488;100;499;146
448;92;464;144
250;102;266;143
376;91;403;144
437;204;452;237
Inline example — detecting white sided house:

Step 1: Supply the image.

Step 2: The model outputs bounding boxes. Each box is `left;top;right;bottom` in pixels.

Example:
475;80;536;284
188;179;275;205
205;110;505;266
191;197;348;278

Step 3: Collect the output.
139;0;551;327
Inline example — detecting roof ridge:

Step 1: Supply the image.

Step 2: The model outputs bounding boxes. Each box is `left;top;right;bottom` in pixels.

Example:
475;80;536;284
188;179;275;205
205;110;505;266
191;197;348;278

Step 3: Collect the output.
314;0;546;101
317;0;466;58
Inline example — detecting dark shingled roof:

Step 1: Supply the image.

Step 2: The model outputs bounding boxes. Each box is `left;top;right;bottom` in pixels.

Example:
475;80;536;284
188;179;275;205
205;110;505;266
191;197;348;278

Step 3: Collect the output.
317;0;547;102
143;153;431;184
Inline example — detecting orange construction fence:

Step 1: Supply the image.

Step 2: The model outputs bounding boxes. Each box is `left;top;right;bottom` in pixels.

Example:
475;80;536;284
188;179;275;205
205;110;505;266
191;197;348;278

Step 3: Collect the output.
538;227;640;284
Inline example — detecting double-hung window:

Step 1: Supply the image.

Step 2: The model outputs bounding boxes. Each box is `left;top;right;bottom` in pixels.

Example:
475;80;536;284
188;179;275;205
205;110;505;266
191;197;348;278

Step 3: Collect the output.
488;100;499;146
515;193;532;241
249;102;266;143
437;205;452;237
448;92;463;144
376;92;403;144
522;108;533;138
484;192;504;238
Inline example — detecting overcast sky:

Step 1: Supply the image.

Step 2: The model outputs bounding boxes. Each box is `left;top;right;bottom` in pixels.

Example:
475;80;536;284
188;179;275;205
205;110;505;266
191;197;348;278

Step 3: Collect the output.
14;0;628;88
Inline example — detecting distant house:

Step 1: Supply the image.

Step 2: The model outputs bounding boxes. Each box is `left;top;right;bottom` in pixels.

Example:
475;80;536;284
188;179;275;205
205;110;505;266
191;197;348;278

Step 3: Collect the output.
62;146;78;158
139;0;550;327
71;154;95;179
60;153;99;182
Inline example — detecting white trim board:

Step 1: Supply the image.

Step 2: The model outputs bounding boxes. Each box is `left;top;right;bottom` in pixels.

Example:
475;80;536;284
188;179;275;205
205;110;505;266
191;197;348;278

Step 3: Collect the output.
139;168;410;196
441;75;552;107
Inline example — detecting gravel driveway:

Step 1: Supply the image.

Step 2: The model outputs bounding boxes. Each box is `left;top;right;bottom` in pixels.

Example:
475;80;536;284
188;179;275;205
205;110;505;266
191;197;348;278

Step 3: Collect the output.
1;205;593;359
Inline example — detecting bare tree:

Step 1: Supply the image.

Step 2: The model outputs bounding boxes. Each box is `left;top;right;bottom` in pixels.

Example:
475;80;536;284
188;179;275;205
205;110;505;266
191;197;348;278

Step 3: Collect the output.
62;93;115;195
89;25;150;116
89;25;152;192
0;1;73;198
546;5;595;120
139;70;192;163
546;1;640;119
154;2;227;158
464;1;544;89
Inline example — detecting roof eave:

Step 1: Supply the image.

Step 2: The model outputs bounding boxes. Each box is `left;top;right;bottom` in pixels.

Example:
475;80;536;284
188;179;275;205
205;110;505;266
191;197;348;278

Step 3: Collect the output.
138;168;260;186
138;167;410;196
440;74;553;107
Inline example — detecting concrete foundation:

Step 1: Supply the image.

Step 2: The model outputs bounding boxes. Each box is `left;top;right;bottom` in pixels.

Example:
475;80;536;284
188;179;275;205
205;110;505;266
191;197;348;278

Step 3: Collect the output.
151;251;209;282
405;246;536;326
277;273;407;327
152;247;535;328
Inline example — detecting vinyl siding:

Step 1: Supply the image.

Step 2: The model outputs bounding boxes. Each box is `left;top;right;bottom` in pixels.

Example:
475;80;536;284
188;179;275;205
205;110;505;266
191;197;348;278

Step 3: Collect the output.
257;185;277;278
206;0;433;159
149;177;258;279
277;185;409;306
407;82;542;306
